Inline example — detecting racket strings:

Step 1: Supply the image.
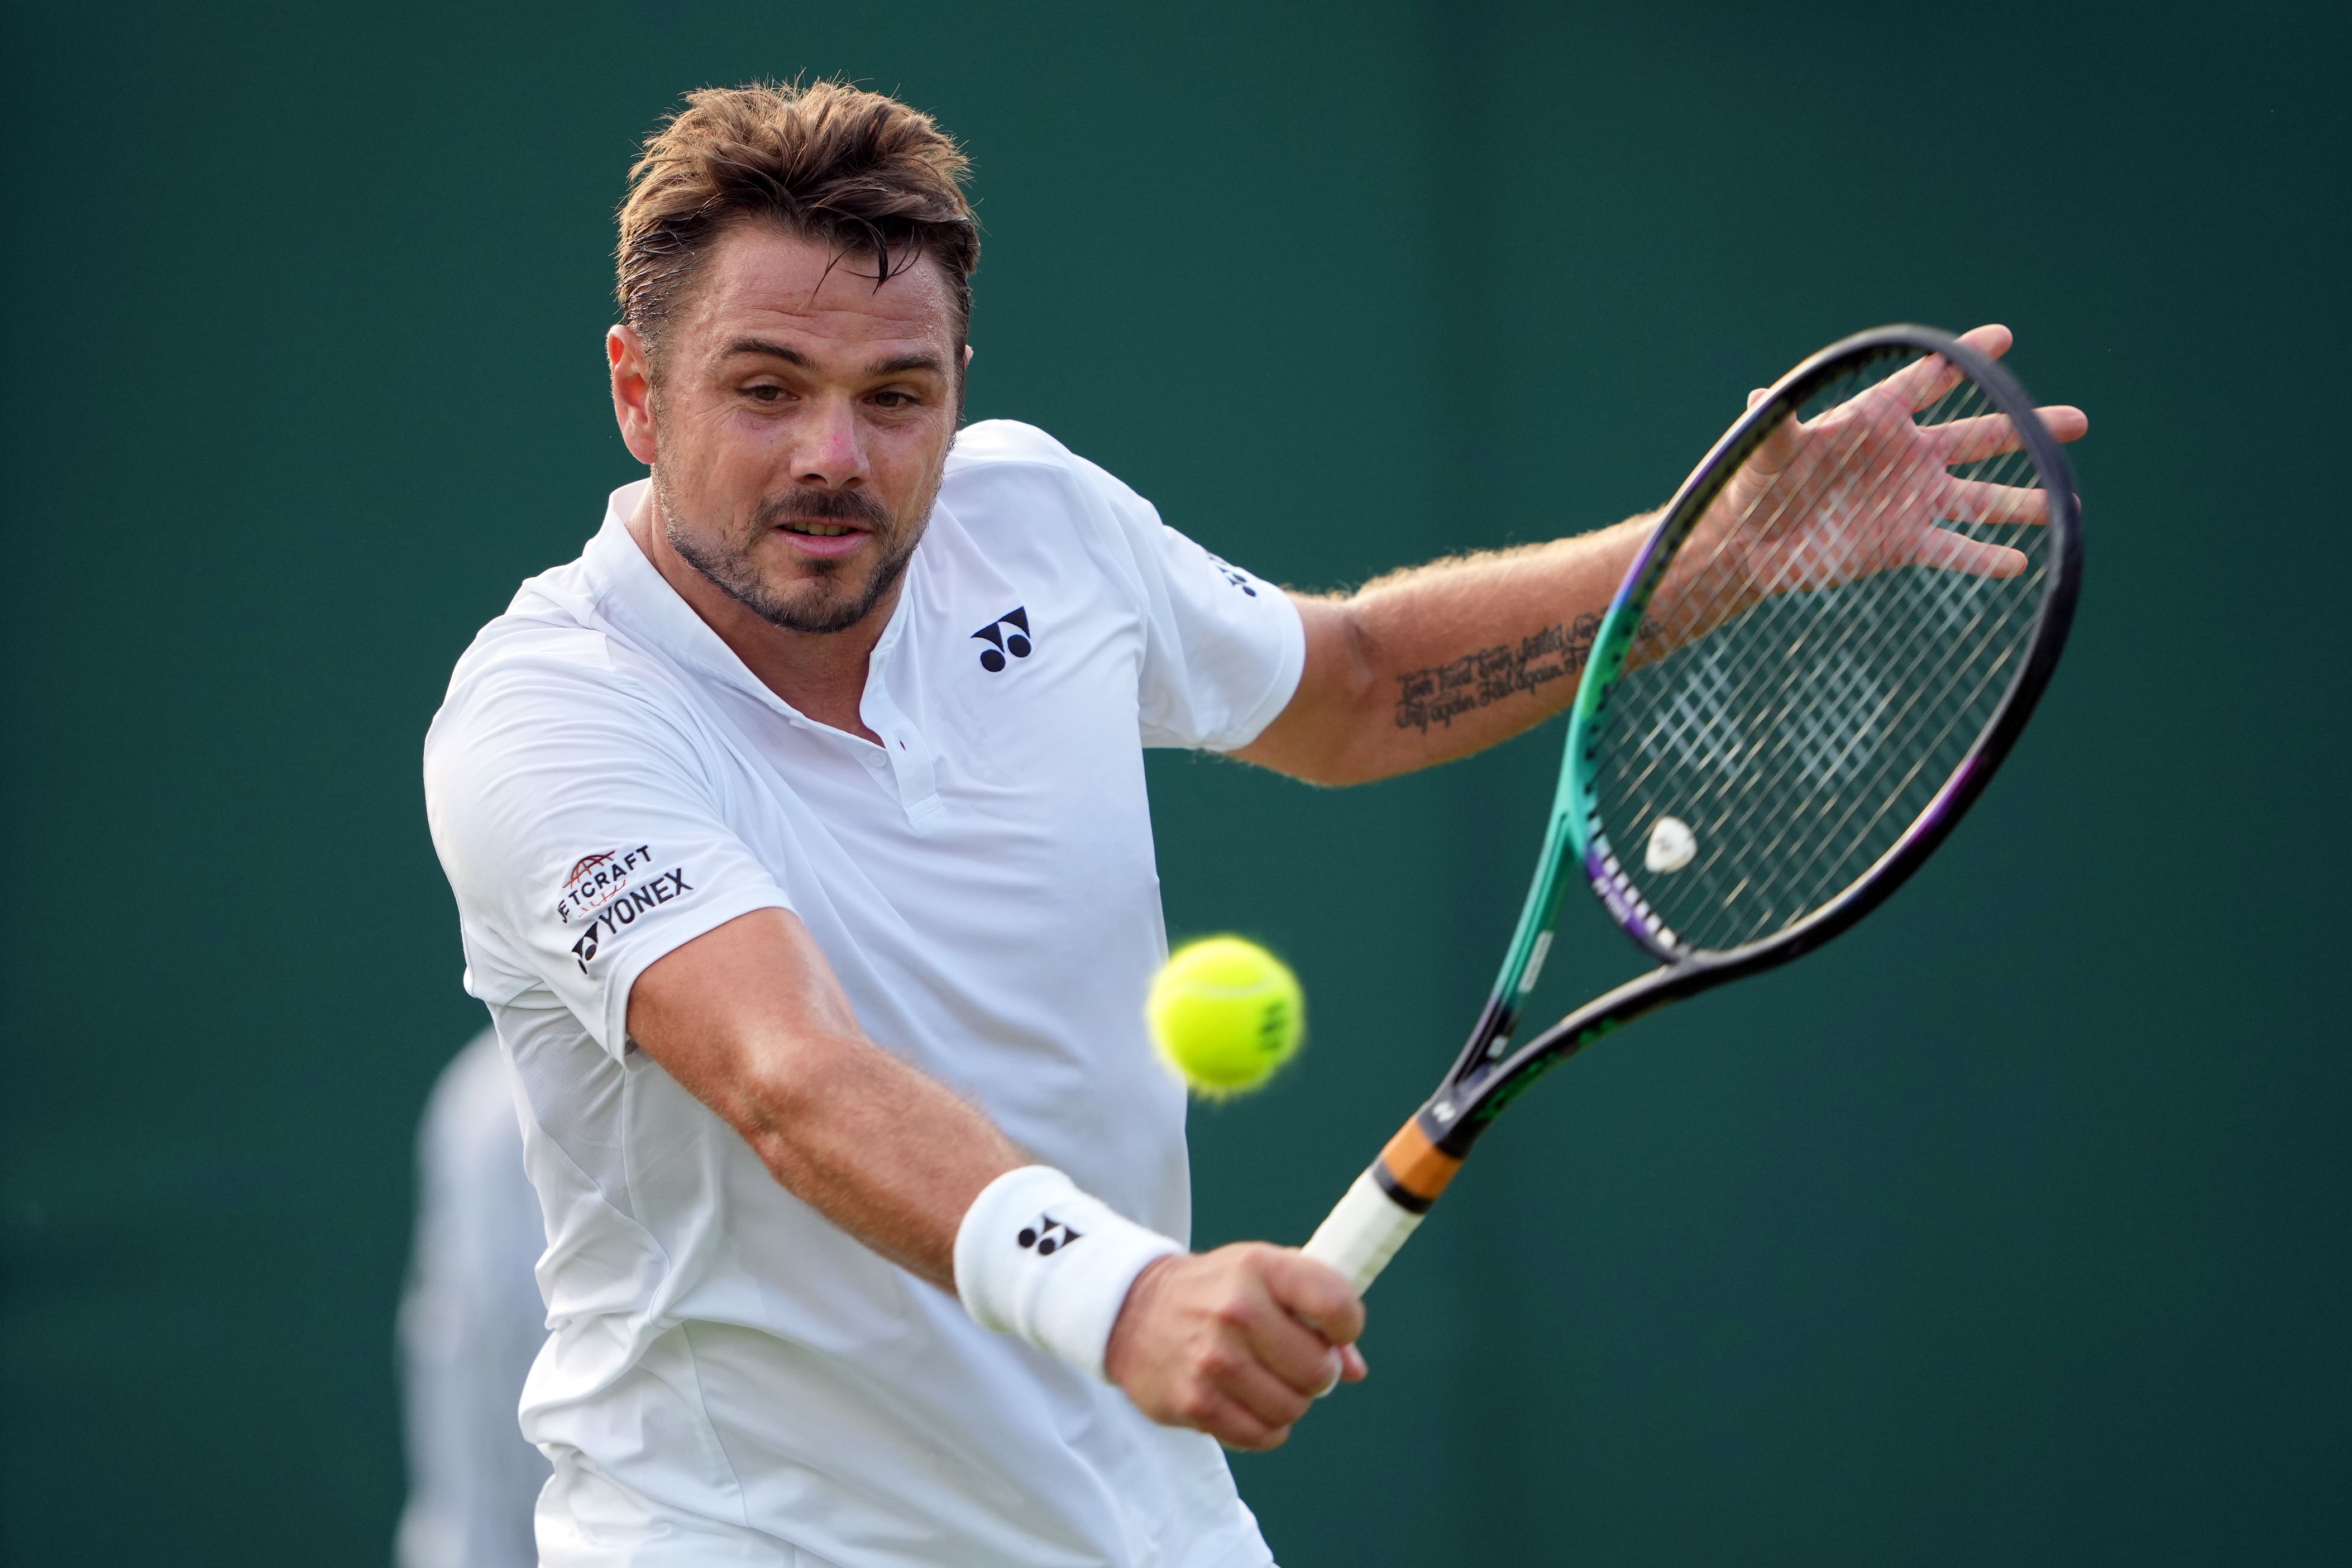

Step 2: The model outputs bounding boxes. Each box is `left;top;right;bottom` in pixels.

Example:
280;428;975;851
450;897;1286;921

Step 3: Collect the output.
1760;381;2045;852
1672;396;2039;934
1720;509;2031;866
1595;353;2052;953
1680;463;2038;931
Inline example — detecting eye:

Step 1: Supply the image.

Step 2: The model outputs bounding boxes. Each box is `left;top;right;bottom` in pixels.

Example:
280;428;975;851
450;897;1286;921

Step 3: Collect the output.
871;390;918;409
747;385;782;403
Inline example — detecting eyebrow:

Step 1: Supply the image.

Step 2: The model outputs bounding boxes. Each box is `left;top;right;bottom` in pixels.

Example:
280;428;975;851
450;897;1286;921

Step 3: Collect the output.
721;338;814;367
720;340;947;381
863;352;949;380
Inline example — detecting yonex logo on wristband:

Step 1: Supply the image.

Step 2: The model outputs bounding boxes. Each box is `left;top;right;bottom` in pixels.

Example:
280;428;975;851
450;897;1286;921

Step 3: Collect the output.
958;1171;1182;1379
1016;1214;1082;1256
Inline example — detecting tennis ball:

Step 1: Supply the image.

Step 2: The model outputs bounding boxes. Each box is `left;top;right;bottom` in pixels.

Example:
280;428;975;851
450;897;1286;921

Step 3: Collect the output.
1146;936;1305;1098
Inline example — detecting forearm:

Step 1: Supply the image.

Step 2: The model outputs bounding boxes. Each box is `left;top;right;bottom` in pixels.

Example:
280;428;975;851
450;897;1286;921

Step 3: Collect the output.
718;1030;1024;1288
626;908;1023;1289
1240;513;1656;785
627;920;1367;1447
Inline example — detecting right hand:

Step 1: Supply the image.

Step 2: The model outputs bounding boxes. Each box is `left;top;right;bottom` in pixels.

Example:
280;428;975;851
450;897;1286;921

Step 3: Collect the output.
1103;1244;1369;1451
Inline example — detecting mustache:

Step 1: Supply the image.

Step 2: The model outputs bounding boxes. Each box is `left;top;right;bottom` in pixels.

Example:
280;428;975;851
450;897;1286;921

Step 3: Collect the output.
754;486;895;533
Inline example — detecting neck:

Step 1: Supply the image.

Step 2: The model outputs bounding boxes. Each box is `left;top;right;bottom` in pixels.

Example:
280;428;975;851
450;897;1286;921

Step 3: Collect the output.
626;485;897;744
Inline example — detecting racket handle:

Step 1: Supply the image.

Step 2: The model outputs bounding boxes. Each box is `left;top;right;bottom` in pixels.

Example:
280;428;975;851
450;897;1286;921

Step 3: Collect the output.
1301;1169;1425;1294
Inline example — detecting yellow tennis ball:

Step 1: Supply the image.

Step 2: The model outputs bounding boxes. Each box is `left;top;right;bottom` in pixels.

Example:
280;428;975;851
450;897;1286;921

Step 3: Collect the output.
1146;936;1305;1098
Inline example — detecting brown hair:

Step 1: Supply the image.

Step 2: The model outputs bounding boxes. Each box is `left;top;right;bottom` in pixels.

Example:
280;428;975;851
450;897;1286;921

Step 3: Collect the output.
617;80;978;366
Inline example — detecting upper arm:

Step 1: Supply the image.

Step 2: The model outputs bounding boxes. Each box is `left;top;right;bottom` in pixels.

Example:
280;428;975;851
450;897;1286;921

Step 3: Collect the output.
624;906;869;1138
1038;446;1305;752
424;649;795;1055
1230;595;1380;786
1127;524;1307;752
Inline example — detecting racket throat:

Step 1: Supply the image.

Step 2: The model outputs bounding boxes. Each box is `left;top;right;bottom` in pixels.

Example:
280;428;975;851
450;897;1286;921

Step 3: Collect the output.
1459;993;1523;1072
1369;1112;1469;1215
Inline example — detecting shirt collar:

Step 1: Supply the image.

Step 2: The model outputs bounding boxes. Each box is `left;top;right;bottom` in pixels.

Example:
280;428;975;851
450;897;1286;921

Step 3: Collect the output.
577;479;922;726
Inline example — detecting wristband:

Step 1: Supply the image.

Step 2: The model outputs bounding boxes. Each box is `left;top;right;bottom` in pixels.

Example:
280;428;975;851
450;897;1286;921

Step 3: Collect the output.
954;1165;1183;1381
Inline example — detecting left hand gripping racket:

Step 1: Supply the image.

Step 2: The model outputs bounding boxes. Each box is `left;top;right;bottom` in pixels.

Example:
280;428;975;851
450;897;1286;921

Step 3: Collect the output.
1301;325;2084;1292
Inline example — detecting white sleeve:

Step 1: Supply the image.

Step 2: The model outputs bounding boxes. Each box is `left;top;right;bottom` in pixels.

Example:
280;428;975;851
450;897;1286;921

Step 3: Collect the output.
1070;456;1306;752
424;640;792;1059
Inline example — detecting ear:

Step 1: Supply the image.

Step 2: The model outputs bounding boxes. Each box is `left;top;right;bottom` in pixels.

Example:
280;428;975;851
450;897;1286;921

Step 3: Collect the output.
963;343;975;370
609;325;658;466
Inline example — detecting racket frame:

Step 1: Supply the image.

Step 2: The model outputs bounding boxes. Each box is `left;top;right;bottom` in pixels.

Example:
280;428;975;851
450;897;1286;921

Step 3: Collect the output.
1356;324;2083;1220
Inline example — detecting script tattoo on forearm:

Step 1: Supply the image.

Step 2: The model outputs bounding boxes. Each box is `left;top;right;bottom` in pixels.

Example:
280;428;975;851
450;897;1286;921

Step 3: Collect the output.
1393;615;1602;733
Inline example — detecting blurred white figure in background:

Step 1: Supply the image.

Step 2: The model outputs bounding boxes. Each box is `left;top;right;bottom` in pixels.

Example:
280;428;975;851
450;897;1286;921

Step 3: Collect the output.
396;1026;552;1568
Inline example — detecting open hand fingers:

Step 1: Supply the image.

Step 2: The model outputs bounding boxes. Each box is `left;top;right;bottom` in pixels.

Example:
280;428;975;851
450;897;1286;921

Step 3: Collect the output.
1911;525;2027;579
1952;323;2014;361
1747;406;1804;475
1882;353;1964;413
1943;476;2049;526
1931;404;2087;465
1880;323;2013;412
2033;403;2088;443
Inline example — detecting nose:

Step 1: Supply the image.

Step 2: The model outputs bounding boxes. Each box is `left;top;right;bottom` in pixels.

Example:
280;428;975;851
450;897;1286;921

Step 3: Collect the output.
794;395;870;493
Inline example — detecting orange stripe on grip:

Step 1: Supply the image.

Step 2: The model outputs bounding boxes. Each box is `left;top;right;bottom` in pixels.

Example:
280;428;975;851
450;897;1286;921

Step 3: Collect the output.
1376;1120;1464;1204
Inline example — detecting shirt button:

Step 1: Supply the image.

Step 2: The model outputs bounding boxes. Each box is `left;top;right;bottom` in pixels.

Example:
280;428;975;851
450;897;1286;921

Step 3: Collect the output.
863;752;887;770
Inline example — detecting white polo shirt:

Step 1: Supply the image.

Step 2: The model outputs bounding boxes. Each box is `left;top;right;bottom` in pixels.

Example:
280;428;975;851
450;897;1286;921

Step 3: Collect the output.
423;420;1304;1568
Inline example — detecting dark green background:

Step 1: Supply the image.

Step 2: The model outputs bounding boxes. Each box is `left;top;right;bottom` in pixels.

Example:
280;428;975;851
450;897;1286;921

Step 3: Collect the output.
4;2;2344;1563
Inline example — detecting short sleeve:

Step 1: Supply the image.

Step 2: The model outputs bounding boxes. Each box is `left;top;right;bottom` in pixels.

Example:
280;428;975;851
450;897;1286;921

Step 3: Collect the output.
424;635;792;1059
1070;456;1306;751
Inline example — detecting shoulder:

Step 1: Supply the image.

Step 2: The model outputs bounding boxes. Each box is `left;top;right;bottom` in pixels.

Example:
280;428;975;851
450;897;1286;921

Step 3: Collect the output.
945;417;1088;475
427;599;704;792
945;420;1151;515
940;422;1162;595
434;619;623;737
438;558;689;722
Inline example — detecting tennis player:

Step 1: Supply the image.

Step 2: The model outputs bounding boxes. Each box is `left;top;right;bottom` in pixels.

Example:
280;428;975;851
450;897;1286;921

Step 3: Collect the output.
423;80;2080;1568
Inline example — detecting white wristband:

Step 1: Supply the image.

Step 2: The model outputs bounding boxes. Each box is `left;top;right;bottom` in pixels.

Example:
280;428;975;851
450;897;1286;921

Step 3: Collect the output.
954;1165;1183;1382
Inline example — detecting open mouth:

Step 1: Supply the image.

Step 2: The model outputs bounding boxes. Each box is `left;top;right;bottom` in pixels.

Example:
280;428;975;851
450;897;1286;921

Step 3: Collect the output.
768;514;875;561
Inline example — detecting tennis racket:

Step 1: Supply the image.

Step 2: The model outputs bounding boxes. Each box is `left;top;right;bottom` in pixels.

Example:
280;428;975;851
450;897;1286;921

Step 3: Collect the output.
1301;324;2084;1292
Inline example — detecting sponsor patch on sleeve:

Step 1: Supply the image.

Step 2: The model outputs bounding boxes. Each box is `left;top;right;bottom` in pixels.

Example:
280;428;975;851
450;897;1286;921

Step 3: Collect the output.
555;845;696;972
1202;552;1260;598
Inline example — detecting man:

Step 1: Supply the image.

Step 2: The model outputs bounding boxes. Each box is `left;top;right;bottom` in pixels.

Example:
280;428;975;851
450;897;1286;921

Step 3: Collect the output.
424;80;2082;1566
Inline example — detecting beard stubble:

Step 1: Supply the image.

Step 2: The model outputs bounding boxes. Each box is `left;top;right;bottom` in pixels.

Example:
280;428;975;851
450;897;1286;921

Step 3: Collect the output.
657;470;932;636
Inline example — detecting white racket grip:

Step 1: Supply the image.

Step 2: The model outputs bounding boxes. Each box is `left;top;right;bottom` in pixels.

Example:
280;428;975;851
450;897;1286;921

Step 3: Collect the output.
1301;1170;1425;1294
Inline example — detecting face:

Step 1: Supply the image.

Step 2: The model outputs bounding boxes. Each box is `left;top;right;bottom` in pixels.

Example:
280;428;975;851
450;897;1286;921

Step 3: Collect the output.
608;222;964;635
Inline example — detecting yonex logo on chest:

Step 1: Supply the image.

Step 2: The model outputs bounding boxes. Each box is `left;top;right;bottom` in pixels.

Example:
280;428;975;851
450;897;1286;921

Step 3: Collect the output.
971;606;1033;672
